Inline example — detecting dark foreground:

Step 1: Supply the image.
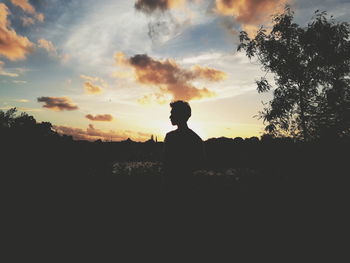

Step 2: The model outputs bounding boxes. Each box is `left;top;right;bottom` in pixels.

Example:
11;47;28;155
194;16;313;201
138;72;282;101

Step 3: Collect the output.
2;140;348;261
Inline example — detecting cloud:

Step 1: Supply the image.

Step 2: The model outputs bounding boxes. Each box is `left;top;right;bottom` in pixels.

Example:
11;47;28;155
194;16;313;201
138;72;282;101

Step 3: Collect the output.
148;12;190;44
219;16;240;36
36;13;44;22
80;74;103;83
60;53;70;63
54;125;120;141
137;93;169;104
114;52;129;65
80;74;107;94
191;65;227;81
13;67;29;74
54;124;152;142
37;39;57;56
10;0;44;22
0;106;41;112
37;39;70;63
112;71;133;79
86;124;120;140
181;52;224;64
14;99;29;102
0;3;34;61
0;60;19;77
21;16;35;26
12;80;26;84
37;96;78;111
215;0;288;35
85;114;114;122
135;0;185;14
134;1;191;44
84;81;103;94
116;53;227;101
10;0;35;14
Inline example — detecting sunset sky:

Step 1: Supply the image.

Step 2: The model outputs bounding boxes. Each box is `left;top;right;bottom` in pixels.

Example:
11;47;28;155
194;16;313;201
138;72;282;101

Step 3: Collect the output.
1;0;350;141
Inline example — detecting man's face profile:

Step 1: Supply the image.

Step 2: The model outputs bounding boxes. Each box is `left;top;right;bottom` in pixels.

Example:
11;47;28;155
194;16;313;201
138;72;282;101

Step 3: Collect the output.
170;109;178;126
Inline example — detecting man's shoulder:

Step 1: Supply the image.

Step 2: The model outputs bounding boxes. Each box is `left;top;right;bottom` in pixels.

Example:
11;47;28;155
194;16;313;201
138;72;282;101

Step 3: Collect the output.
188;129;203;142
165;130;177;137
165;130;177;141
165;129;202;142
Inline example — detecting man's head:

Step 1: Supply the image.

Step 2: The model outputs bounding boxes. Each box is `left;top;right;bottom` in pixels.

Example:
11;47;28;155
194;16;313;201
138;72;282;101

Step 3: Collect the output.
170;100;191;126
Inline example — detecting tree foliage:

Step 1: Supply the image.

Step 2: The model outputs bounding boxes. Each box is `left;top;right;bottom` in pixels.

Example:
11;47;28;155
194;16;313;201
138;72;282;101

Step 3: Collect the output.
238;6;350;140
0;108;55;139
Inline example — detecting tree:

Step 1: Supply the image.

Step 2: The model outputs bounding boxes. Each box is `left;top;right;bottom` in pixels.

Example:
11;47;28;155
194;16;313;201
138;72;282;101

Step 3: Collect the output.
0;108;55;139
238;6;350;141
0;107;17;130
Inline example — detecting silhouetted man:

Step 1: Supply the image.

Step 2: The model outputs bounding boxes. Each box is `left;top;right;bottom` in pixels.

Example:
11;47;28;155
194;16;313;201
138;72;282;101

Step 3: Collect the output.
163;101;204;192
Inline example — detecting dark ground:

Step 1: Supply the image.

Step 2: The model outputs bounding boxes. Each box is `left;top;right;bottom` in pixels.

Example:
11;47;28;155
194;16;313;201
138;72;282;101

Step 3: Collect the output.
2;138;348;261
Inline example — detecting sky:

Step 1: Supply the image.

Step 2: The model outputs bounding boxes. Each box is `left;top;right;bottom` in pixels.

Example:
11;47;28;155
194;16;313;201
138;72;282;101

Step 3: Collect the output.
1;0;350;141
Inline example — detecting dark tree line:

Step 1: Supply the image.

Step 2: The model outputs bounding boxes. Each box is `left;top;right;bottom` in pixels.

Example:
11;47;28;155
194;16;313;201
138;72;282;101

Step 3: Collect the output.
1;108;113;177
0;108;55;140
1;108;348;180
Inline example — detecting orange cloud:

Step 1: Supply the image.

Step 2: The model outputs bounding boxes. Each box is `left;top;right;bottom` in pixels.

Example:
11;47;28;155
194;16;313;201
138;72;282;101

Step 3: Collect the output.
10;0;44;22
37;39;57;56
37;96;78;111
84;81;103;94
192;65;227;81
86;114;114;122
54;125;122;141
54;124;152;142
80;74;107;94
135;0;185;13
11;0;35;14
0;3;34;60
215;0;288;35
114;52;128;65
117;53;226;101
36;13;44;22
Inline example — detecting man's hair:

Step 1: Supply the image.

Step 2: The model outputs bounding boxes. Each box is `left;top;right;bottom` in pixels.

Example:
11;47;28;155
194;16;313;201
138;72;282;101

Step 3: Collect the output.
170;100;191;121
